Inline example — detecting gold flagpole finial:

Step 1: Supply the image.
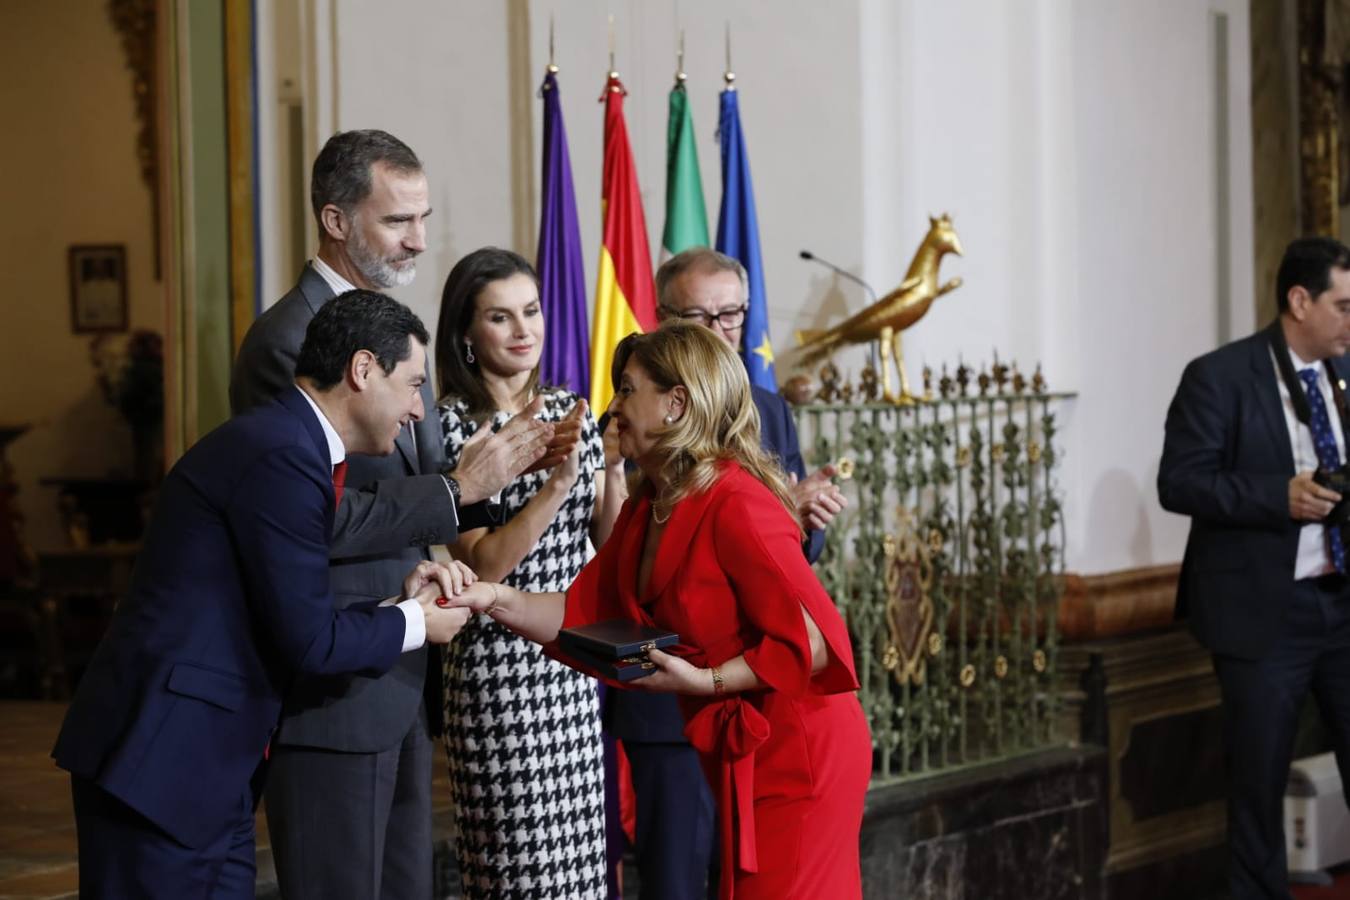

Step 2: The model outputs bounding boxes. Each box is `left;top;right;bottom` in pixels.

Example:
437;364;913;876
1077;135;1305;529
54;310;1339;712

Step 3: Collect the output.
723;22;735;89
547;15;558;74
675;29;687;85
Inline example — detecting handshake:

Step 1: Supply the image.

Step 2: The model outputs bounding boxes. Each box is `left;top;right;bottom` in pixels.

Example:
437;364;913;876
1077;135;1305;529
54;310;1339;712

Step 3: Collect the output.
399;560;488;644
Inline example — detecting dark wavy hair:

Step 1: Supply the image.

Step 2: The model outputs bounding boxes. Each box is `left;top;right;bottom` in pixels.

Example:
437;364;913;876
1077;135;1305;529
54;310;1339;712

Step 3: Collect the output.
435;247;541;421
296;289;428;389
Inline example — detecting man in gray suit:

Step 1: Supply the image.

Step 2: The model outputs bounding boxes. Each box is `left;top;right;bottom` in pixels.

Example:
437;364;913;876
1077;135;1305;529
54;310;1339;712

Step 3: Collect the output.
231;129;559;899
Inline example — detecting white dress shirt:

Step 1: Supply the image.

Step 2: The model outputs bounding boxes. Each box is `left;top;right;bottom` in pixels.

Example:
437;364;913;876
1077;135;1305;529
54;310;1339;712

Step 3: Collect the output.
295;384;427;651
310;255;356;296
1272;347;1348;580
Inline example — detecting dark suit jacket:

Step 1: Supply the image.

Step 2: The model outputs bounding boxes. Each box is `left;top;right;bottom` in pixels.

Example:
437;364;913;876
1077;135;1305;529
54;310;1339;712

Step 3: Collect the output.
230;266;474;751
607;383;823;742
52;388;406;849
1158;324;1350;659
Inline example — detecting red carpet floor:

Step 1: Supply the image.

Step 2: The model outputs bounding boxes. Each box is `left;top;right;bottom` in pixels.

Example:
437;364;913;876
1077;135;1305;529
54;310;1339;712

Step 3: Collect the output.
1294;865;1350;899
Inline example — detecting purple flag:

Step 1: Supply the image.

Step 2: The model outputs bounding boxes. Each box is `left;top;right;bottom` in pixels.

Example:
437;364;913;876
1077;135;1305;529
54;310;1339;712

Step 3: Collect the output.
536;70;590;397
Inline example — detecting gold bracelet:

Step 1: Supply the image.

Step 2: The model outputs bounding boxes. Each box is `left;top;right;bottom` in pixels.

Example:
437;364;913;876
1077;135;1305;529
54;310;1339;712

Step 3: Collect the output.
710;666;725;696
483;584;501;617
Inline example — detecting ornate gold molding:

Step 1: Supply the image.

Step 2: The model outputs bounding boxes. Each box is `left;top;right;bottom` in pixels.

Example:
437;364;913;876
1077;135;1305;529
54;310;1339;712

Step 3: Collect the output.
108;0;160;278
1298;0;1342;236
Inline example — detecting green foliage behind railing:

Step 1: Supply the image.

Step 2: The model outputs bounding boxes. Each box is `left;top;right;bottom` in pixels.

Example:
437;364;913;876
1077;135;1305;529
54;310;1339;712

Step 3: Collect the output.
794;389;1074;780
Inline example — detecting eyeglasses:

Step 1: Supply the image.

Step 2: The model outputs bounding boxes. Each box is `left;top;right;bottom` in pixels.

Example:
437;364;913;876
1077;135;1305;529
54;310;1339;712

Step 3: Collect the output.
661;304;748;329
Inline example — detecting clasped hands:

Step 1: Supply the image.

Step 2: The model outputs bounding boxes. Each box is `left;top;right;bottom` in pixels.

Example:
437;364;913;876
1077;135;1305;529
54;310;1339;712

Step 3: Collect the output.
446;396;587;505
790;463;848;531
437;582;719;695
400;560;478;644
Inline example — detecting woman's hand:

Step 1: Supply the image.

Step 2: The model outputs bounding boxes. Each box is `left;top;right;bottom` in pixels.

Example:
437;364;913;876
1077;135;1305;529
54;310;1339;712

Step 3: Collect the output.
547;432;583;491
601;413;623;469
546;401;587;491
637;648;713;695
442;581;502;615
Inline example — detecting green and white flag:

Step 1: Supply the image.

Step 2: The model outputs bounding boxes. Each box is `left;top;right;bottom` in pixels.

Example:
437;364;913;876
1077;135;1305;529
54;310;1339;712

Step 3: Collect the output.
661;82;710;260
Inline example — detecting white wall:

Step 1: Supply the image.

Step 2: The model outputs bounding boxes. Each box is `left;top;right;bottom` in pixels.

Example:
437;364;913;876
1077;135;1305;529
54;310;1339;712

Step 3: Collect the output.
256;0;1253;575
850;0;1252;573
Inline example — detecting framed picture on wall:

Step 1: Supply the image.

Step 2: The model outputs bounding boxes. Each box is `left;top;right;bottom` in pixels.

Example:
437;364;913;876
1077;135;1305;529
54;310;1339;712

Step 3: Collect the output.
68;244;128;333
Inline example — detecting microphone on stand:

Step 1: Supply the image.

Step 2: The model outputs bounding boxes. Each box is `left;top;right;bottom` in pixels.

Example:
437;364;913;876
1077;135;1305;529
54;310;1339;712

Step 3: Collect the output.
799;249;881;370
799;250;879;305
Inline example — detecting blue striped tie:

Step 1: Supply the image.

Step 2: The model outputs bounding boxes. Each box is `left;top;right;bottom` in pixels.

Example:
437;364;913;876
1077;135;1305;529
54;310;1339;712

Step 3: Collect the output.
1298;367;1346;573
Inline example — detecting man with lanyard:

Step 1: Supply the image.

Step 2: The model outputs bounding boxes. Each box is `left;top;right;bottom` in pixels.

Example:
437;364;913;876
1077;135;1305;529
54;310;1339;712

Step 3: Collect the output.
1160;236;1350;898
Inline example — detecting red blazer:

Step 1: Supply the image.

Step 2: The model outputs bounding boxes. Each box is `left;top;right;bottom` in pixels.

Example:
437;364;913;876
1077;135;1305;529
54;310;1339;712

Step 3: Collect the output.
559;461;867;898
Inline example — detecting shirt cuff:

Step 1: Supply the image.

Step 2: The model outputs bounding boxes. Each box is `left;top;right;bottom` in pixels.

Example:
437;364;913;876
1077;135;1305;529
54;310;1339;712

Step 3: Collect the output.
396;598;426;652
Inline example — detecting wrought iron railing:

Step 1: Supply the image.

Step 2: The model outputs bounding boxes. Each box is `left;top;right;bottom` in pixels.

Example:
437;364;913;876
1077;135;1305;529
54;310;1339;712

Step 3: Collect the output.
793;379;1075;780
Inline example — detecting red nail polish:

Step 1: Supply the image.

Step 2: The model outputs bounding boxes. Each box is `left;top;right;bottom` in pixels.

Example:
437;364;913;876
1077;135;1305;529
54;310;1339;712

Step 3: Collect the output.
435;596;450;608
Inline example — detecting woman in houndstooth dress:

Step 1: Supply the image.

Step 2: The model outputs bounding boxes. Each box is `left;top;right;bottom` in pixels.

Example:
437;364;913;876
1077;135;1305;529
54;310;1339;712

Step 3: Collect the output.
433;248;626;899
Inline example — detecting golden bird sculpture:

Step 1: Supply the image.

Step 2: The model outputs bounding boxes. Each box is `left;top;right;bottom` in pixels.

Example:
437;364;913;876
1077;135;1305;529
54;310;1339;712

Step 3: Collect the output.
796;214;964;404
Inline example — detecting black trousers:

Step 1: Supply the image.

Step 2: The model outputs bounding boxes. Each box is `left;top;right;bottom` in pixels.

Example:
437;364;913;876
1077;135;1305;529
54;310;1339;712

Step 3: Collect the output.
1213;574;1350;900
625;740;718;900
71;775;256;900
264;706;434;900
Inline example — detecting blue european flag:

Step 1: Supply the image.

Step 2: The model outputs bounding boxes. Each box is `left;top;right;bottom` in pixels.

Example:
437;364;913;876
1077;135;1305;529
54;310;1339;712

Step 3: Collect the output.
715;87;777;391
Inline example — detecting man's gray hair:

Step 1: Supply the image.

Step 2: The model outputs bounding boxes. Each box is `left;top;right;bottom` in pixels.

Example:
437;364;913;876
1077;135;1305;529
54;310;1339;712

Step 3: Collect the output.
310;129;422;237
655;247;749;309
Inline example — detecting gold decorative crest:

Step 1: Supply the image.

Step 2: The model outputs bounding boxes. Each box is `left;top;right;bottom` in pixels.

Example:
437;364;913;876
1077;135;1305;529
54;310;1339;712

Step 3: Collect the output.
883;507;935;686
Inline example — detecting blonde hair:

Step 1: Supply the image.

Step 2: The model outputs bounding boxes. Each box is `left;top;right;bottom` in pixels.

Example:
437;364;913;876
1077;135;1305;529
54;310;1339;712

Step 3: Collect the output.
611;322;799;527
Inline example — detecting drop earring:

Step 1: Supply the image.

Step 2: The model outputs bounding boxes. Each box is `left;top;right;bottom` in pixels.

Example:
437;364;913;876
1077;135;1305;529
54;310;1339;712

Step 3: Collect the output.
465;343;475;364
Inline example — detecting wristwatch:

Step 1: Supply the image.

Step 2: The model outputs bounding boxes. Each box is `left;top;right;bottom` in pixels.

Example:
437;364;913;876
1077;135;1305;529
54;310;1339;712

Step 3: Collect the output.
442;474;462;505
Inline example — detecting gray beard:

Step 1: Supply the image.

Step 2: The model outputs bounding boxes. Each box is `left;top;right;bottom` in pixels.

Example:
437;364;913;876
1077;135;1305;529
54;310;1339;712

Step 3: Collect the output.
348;233;416;289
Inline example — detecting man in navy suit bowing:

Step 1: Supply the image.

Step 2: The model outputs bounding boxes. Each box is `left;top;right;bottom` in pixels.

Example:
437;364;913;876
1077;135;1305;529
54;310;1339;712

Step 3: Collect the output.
1160;237;1350;899
232;131;571;900
598;248;847;899
53;291;474;899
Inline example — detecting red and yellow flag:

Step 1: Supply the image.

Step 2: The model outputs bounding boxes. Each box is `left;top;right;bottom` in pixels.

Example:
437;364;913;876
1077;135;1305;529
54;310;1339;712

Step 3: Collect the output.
590;74;657;412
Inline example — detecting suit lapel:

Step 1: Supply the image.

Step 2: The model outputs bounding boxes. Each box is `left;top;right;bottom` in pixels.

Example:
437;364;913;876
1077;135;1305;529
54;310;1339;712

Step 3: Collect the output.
399;372;440;474
1331;355;1350;391
278;385;330;465
1249;330;1295;475
394;423;418;472
297;264;336;315
277;387;336;523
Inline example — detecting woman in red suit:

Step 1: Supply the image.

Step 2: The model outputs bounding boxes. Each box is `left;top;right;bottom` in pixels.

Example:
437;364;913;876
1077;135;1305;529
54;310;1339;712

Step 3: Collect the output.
450;323;872;899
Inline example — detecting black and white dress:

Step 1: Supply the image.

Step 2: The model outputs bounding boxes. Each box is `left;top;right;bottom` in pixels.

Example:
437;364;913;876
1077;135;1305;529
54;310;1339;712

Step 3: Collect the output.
439;388;607;899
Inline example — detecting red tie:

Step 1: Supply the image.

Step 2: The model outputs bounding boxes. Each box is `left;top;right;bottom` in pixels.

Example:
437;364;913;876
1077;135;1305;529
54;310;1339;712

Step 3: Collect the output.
332;461;348;510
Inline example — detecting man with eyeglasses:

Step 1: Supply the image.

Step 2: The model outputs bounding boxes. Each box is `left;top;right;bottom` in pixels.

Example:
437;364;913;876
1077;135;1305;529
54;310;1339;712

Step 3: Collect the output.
602;246;845;899
656;248;845;539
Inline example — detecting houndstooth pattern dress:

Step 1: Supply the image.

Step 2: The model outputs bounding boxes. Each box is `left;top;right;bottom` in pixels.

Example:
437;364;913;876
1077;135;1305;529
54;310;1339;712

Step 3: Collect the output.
439;388;607;899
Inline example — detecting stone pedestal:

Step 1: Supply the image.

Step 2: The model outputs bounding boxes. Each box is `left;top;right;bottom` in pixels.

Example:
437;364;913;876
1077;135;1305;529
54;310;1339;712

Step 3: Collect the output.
859;745;1108;899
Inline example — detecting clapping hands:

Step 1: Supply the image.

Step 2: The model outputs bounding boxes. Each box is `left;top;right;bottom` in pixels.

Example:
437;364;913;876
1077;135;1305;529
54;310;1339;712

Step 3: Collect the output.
790;464;848;531
527;398;587;476
451;396;553;504
544;400;587;489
